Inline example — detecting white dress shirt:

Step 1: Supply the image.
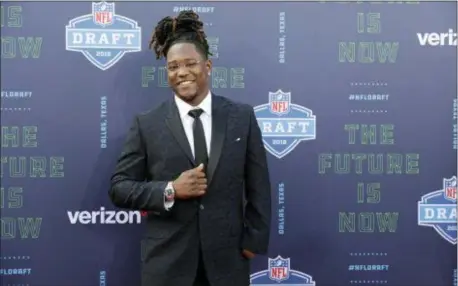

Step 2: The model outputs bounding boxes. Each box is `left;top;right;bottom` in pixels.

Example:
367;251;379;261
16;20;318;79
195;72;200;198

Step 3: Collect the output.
164;91;213;210
174;91;212;157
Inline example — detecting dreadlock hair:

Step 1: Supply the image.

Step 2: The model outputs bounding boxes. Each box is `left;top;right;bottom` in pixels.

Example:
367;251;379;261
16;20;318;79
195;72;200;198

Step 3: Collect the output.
149;10;212;60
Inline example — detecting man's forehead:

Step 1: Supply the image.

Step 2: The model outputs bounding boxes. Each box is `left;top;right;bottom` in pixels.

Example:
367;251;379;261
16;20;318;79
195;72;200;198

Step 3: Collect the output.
167;43;201;61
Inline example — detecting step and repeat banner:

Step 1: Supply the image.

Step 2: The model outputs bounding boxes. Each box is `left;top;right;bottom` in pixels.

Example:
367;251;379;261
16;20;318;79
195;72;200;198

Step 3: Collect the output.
1;1;457;286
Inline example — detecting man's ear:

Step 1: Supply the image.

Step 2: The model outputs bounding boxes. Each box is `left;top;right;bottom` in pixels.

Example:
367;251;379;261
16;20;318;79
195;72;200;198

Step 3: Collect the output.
205;59;212;76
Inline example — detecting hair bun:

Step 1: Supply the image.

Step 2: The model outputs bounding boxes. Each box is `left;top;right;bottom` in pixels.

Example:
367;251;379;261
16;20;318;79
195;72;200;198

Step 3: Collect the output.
173;11;203;34
149;10;209;59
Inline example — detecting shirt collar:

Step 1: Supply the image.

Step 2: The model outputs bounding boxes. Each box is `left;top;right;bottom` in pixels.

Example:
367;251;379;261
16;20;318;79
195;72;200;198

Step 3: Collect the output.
174;91;212;119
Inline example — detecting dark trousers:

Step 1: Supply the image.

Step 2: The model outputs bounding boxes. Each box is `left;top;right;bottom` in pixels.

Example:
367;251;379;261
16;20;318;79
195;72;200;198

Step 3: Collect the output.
193;246;210;286
193;207;210;286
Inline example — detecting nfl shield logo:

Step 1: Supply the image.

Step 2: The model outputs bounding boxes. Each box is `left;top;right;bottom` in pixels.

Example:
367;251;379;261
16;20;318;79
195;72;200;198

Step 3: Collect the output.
268;256;290;282
269;90;291;115
443;176;457;202
92;1;115;27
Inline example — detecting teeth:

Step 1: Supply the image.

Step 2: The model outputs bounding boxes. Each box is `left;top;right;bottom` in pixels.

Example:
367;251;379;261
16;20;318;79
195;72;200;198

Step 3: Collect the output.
179;81;193;85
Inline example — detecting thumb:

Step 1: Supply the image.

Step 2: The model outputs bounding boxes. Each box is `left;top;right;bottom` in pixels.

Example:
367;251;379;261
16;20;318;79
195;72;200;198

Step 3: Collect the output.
196;163;204;171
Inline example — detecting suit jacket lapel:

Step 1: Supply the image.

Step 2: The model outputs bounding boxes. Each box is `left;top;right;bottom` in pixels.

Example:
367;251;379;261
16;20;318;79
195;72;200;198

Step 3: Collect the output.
165;100;195;165
207;95;228;186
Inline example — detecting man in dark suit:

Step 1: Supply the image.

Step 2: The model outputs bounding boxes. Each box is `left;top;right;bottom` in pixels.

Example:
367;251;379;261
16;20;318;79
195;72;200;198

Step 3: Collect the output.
109;11;272;286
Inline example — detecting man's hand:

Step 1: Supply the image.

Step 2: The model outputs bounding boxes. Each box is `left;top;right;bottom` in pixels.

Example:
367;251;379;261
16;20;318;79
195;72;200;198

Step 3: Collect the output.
242;249;255;260
172;164;207;199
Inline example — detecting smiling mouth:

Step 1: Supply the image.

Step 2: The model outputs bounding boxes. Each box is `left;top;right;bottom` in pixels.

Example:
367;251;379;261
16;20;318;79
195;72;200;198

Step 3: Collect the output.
177;80;195;86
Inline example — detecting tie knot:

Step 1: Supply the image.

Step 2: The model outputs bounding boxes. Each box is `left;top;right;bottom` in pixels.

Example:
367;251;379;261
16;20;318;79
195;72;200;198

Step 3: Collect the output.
188;108;204;119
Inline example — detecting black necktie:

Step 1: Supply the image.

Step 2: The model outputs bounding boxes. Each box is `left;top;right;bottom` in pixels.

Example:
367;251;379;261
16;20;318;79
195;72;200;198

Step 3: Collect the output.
188;109;208;167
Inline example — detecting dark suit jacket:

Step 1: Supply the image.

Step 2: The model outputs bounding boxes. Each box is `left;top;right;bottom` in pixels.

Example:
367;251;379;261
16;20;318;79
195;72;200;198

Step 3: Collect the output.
109;94;272;286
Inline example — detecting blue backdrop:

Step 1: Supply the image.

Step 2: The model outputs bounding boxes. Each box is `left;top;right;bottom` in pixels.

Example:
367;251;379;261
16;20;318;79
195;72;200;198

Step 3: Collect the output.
1;1;457;286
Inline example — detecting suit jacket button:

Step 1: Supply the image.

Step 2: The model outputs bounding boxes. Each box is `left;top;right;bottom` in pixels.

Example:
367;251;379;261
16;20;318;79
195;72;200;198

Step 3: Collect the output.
200;204;204;210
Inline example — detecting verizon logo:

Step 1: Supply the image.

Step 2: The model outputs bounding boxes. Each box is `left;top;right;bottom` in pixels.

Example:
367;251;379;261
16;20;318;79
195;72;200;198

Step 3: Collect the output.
67;207;147;224
417;29;457;46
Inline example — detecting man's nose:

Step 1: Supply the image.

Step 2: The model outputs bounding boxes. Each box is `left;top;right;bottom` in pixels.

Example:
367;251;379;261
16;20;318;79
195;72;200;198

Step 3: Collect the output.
176;66;189;77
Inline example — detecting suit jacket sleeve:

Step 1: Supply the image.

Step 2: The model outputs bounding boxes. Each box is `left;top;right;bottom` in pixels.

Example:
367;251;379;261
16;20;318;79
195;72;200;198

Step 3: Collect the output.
242;107;272;254
109;115;168;212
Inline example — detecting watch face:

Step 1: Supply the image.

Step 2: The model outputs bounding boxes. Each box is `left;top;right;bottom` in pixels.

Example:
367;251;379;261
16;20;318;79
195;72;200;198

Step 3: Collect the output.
165;188;174;200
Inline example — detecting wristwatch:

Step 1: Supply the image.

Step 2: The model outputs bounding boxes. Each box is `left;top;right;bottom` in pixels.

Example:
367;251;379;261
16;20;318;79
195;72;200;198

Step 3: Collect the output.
164;182;175;202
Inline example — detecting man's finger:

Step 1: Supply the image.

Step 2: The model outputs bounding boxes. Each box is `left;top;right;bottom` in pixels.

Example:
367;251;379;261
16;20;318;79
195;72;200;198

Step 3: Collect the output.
242;249;255;259
195;172;206;179
194;163;204;171
192;185;206;193
195;190;206;196
196;178;207;185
